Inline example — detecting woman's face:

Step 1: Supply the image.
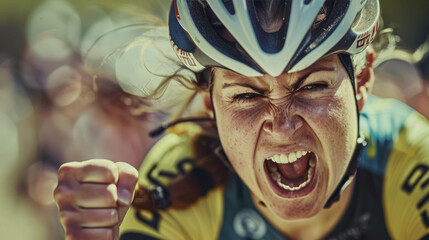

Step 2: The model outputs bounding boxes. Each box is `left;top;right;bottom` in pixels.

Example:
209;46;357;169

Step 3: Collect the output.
210;55;358;219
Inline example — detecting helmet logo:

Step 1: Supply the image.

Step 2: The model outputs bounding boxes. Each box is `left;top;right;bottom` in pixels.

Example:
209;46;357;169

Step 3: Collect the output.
170;38;205;72
356;17;380;49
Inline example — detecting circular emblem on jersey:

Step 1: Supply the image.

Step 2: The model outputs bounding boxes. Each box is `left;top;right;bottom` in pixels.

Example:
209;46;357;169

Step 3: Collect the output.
233;208;267;239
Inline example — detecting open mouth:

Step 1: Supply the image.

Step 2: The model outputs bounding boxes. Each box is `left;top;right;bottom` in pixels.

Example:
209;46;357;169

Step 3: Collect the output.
264;151;318;197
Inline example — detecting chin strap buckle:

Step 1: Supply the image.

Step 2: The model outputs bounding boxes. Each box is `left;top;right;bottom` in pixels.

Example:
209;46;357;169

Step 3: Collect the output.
152;185;172;210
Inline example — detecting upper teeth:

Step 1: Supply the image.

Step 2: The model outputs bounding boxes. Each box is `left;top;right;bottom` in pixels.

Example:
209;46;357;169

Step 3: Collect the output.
267;151;308;164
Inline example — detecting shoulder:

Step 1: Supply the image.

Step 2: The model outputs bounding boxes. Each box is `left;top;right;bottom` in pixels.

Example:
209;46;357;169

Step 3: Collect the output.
358;95;416;175
383;110;429;239
137;123;203;188
361;96;429;238
120;187;225;240
120;123;226;240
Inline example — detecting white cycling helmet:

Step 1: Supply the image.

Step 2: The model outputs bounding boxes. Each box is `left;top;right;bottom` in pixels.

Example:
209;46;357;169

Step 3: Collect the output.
169;0;380;77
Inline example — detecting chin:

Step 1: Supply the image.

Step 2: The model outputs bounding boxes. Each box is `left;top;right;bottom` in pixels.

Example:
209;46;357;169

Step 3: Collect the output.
266;195;324;220
269;199;323;220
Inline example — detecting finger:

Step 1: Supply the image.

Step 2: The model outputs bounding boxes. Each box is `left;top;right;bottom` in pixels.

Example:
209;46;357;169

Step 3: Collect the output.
54;184;77;209
65;228;113;240
112;162;138;240
59;208;119;228
57;160;119;186
57;162;82;186
115;162;139;207
76;183;117;208
79;208;119;228
78;159;119;183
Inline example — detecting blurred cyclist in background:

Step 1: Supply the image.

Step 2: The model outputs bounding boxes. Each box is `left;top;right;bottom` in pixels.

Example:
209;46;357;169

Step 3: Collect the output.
54;0;429;239
373;33;429;119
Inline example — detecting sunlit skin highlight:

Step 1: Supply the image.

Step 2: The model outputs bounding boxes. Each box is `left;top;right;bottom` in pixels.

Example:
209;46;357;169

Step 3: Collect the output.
205;54;362;238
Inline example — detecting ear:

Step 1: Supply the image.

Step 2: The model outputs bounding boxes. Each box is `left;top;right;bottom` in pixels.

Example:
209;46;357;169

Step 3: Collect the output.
356;47;376;112
200;90;214;119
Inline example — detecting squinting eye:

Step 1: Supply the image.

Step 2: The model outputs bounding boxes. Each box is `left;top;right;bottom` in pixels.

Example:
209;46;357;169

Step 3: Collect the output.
233;93;261;102
301;83;328;91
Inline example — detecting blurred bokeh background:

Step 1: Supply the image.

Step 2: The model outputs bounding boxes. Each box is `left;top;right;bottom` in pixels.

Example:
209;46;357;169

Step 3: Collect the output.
0;0;428;239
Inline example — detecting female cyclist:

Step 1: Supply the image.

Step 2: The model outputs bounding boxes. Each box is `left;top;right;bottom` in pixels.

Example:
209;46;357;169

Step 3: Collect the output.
54;0;429;239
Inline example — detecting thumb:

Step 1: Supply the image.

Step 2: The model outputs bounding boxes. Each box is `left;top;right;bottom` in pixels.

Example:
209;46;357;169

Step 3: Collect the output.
116;161;139;209
112;162;139;239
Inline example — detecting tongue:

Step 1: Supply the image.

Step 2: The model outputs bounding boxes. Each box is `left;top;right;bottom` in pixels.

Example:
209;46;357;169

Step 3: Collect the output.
277;154;310;179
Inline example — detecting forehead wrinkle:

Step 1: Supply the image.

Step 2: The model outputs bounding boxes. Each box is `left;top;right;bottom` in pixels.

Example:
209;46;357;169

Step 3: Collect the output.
277;64;338;90
220;69;270;88
222;82;268;95
216;55;338;90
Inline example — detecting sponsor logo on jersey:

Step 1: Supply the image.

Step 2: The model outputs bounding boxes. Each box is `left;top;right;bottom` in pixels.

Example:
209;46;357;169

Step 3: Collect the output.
402;163;429;236
233;208;267;239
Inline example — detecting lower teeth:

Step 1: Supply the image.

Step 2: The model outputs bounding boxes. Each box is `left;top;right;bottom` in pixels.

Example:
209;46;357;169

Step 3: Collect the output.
270;158;315;191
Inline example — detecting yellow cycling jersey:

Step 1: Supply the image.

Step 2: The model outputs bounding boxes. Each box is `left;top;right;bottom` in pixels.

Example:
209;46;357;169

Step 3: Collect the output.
119;96;429;240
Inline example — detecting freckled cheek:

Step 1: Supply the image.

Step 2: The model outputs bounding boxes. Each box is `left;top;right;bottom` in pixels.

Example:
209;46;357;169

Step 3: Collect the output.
295;99;335;135
219;128;255;184
218;113;255;159
216;106;262;180
217;103;263;141
301;97;356;186
300;94;354;133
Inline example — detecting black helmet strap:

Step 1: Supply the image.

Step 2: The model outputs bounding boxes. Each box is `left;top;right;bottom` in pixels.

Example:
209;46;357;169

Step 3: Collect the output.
324;53;367;208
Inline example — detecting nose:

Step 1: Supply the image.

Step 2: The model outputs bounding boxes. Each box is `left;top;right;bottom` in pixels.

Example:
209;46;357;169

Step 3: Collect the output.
262;103;304;137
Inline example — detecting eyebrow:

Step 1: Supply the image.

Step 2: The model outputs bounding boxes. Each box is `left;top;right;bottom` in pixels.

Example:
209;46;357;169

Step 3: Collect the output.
221;66;336;92
292;67;336;89
222;82;267;94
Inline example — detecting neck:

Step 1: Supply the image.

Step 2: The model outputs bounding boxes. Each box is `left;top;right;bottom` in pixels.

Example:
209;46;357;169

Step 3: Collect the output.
252;178;355;240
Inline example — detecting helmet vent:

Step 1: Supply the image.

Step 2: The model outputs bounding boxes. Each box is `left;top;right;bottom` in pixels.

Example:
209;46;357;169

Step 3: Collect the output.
288;0;346;68
221;0;235;14
249;0;291;53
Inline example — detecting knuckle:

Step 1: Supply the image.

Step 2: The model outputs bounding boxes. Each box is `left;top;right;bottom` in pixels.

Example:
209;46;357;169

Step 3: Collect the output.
61;213;79;230
127;170;139;183
80;208;119;228
106;184;118;203
54;186;76;205
77;184;117;207
81;160;118;183
53;186;63;203
117;162;139;178
65;230;82;240
107;209;120;226
58;163;80;182
96;229;113;240
58;163;73;175
66;228;113;240
104;165;119;181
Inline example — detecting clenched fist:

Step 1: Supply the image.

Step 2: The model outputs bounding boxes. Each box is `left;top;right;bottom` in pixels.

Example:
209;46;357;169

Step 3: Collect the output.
54;159;139;240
